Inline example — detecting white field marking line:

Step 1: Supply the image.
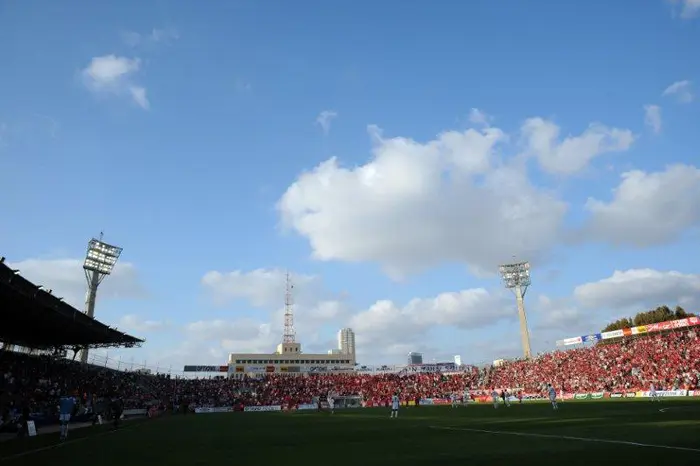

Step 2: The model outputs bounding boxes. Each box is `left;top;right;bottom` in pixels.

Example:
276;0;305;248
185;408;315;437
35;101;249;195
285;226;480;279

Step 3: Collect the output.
429;425;700;453
0;422;144;463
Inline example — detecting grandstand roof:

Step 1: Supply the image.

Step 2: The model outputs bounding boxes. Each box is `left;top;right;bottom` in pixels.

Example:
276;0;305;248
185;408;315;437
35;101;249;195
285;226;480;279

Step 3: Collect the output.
0;259;143;349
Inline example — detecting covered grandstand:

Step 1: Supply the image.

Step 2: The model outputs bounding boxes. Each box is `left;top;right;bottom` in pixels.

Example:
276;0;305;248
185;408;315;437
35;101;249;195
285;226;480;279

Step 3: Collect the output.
0;258;142;350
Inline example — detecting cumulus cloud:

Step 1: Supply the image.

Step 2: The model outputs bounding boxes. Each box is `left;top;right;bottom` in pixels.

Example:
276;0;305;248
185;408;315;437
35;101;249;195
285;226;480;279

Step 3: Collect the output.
7;258;145;309
350;288;515;353
574;269;700;310
583;164;700;246
521;118;635;175
643;105;662;134
201;268;318;308
316;110;338;134
278;121;569;278
535;295;586;330
198;268;351;354
118;315;168;334
81;55;149;109
662;80;694;103
185;319;278;353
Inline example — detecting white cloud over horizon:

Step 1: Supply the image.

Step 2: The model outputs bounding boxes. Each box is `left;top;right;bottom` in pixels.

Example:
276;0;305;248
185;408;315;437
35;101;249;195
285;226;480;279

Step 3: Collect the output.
81;55;149;109
10;258;700;372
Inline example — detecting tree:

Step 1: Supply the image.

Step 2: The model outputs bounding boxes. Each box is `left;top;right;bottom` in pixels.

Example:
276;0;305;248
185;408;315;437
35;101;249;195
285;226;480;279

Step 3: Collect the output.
601;305;696;333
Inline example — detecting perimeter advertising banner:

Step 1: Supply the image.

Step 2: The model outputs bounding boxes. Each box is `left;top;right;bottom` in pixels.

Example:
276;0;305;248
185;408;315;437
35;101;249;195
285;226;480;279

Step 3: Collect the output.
183;365;228;372
556;316;699;347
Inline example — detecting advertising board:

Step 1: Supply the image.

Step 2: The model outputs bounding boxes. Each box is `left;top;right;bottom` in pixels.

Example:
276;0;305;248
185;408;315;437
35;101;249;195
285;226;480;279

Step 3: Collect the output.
297;403;318;410
639;390;687;398
243;405;282;412
194;407;233;414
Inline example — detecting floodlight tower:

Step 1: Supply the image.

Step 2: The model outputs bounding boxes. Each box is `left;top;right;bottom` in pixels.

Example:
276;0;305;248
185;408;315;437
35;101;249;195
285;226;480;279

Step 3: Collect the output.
80;233;122;364
282;272;296;343
499;260;532;359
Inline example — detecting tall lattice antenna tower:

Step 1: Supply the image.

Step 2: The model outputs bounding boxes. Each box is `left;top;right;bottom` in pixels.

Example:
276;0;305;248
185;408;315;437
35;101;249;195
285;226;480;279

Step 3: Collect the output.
283;271;296;343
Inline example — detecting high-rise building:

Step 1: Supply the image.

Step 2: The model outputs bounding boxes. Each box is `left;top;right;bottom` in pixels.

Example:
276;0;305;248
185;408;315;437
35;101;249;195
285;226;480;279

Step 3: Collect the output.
337;328;356;355
408;352;423;365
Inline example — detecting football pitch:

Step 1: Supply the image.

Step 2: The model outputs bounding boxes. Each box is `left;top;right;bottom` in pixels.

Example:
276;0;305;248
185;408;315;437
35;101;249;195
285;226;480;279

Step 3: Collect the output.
2;400;700;465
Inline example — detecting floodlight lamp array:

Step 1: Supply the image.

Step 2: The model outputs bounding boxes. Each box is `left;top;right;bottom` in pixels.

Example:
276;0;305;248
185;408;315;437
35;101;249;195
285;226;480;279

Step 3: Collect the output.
498;261;531;288
83;239;122;275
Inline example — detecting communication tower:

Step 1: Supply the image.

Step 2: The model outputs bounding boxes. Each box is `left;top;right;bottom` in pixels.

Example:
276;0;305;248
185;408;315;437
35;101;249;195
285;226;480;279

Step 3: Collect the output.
283;271;296;343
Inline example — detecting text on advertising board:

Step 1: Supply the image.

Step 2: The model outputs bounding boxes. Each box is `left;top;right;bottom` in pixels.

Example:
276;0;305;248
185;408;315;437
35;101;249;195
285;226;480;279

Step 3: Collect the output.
243;405;282;412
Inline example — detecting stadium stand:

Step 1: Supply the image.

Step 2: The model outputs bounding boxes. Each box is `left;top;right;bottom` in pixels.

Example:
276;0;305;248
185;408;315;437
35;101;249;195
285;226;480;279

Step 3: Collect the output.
1;253;698;432
0;258;146;436
0;259;142;349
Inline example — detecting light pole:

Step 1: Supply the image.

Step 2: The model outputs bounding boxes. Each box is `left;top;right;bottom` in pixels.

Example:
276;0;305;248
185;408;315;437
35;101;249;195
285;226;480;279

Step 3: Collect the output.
499;261;532;359
80;234;122;364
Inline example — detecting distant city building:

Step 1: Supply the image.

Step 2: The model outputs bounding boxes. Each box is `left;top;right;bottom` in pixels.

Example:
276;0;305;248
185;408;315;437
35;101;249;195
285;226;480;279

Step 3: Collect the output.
454;355;462;366
337;328;356;355
408;352;423;365
328;349;341;355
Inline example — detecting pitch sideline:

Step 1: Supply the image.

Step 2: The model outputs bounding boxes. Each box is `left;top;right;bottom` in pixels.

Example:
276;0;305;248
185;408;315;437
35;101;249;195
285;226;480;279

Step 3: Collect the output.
0;421;145;463
429;425;700;453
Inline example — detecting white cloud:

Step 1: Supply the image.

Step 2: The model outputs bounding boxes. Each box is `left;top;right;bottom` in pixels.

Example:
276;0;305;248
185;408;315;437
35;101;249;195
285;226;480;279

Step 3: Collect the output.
534;295;590;332
662;80;694;103
574;269;700;310
468;108;491;126
118;314;167;333
121;28;179;47
201;268;318;308
521;118;635;175
643;105;662;134
670;0;700;19
81;55;149;109
278;122;566;278
316;110;338;134
583;164;700;246
350;288;514;352
185;319;278;353
129;86;149;110
7;258;145;309
191;280;514;363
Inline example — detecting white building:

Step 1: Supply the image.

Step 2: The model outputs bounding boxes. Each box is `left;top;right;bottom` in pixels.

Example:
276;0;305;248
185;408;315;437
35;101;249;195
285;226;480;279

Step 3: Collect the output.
337;328;356;355
228;342;355;377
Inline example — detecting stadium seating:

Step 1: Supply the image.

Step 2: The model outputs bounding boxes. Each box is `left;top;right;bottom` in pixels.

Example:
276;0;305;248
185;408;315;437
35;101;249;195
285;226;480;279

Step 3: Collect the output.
1;329;698;425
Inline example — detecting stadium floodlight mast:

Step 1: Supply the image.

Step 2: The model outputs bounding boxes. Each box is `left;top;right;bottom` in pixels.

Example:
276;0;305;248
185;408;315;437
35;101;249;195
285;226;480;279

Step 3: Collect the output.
499;260;533;360
79;233;122;364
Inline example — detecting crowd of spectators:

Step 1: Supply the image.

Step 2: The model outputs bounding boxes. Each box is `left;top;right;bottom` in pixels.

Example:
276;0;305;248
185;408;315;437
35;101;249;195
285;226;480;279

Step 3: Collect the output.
2;328;698;428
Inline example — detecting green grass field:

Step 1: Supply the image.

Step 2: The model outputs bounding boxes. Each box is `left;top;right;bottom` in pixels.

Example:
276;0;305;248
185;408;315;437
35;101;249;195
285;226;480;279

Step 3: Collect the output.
2;400;700;465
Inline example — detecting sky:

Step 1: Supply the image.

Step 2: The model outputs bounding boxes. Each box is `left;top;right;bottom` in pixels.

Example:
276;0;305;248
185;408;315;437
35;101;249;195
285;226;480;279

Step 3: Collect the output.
1;0;700;374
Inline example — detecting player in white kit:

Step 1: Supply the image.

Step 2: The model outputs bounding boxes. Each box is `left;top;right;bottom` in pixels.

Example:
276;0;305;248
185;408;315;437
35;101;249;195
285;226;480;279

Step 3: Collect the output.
451;393;458;408
491;389;499;409
649;383;659;402
327;391;335;414
390;393;400;418
547;384;558;410
463;389;470;407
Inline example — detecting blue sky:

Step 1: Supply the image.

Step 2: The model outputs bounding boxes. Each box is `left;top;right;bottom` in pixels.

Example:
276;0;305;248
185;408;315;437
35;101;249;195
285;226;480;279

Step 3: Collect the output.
1;0;699;373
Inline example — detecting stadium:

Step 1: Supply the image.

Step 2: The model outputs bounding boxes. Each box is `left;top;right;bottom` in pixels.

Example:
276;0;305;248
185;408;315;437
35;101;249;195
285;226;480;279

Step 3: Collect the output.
2;240;700;466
